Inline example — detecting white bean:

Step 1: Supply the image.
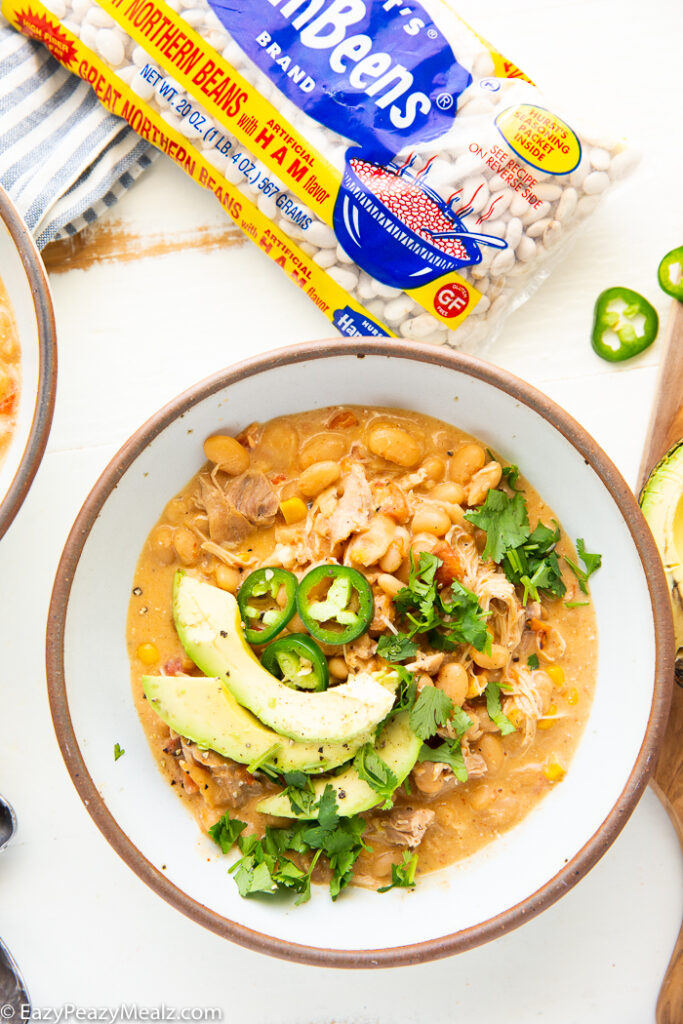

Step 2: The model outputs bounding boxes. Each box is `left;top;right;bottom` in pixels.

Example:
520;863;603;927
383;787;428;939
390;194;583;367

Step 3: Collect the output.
517;236;537;262
534;183;562;201
589;148;611;171
505;217;523;249
582;171;610;195
327;266;359;291
313;249;336;270
556;187;578;222
527;218;551;239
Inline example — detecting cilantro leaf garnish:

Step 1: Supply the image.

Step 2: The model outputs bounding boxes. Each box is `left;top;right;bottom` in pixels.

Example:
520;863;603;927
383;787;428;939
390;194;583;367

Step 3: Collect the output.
281;773;318;816
208;814;247;854
501;463;521;492
391;552;490;654
231;856;277;898
376;632;419;663
439;581;492;654
465;489;530;563
353;744;399;809
565;538;602;594
502;520;566;604
449;703;474;738
527;653;540;669
409;684;454;740
210;791;368;904
246;742;280;776
114;742;125;761
417;738;468;782
394;552;440;631
392;665;418;713
465;492;567;604
377;851;419;893
282;770;312;790
484;682;516;736
300;788;368;900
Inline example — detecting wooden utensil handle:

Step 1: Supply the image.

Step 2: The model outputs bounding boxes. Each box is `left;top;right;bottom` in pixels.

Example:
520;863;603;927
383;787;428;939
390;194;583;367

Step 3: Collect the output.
640;301;683;1024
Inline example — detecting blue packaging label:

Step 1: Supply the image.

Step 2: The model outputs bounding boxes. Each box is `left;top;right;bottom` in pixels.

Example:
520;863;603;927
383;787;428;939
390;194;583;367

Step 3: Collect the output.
333;305;389;336
206;0;471;157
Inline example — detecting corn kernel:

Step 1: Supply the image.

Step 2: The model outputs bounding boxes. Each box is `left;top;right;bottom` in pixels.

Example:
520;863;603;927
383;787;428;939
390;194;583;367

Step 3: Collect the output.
546;664;565;688
279;496;307;524
467;674;487;699
136;643;159;665
543;758;566;783
566;687;579;706
507;707;523;728
538;703;557;730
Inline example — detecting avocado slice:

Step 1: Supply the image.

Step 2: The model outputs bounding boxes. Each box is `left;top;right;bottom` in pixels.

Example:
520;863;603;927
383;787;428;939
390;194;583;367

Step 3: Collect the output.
256;712;421;819
142;675;373;773
640;440;683;659
173;572;397;744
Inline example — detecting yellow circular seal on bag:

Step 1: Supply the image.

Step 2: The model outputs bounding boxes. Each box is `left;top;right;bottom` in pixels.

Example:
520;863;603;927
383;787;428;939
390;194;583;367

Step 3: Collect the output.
495;104;581;175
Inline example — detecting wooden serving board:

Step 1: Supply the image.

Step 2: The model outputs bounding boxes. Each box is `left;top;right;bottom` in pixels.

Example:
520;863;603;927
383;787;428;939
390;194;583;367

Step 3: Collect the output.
639;300;683;1024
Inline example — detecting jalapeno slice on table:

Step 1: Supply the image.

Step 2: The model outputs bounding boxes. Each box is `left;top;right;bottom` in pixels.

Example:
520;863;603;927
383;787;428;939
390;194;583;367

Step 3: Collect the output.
591;286;659;362
658;246;683;301
296;565;374;645
237;567;297;645
261;634;329;691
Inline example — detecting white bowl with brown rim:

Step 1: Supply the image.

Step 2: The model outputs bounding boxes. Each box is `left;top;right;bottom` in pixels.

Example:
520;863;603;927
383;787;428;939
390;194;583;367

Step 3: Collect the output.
0;184;57;539
46;340;673;967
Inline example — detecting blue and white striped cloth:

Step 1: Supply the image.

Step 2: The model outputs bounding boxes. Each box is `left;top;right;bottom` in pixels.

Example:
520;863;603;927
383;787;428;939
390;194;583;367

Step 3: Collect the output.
0;14;156;249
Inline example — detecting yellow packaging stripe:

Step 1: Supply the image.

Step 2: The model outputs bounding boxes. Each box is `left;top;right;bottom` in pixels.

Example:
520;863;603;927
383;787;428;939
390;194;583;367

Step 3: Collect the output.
1;0;392;338
99;0;342;227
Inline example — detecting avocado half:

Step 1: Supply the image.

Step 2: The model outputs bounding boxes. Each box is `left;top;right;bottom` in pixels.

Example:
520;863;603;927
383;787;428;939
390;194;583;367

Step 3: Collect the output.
142;675;374;774
256;712;422;819
640;440;683;659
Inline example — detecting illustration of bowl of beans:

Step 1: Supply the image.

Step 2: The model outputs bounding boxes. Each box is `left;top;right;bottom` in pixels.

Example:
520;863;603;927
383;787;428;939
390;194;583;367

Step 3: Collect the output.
333;150;509;290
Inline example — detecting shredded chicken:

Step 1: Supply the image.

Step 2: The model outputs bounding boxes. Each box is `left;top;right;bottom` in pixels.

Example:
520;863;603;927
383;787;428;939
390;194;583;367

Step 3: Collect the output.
379;807;436;848
463;750;488;778
196;473;251;544
325;462;372;550
405;650;445;675
501;666;553;746
369;591;395;634
226;471;278;524
179;740;264;808
370;479;410;523
199;538;256;568
344;632;377;672
346;514;397;567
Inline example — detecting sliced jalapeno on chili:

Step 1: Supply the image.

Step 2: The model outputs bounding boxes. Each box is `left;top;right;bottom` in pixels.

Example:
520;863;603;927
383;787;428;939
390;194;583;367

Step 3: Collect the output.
658;246;683;301
237;567;297;645
296;564;373;645
261;634;329;691
591;286;658;362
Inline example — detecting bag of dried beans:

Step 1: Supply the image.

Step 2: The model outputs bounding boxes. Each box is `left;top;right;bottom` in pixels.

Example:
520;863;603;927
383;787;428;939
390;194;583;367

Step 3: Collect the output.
4;0;636;348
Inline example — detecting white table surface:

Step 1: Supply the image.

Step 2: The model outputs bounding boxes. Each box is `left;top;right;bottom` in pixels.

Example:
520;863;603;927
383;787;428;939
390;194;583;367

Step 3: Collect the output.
1;0;683;1019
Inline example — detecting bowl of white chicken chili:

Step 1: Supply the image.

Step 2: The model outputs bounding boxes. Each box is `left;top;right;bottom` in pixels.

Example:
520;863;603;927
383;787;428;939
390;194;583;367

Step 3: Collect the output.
47;340;673;967
0;185;56;539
